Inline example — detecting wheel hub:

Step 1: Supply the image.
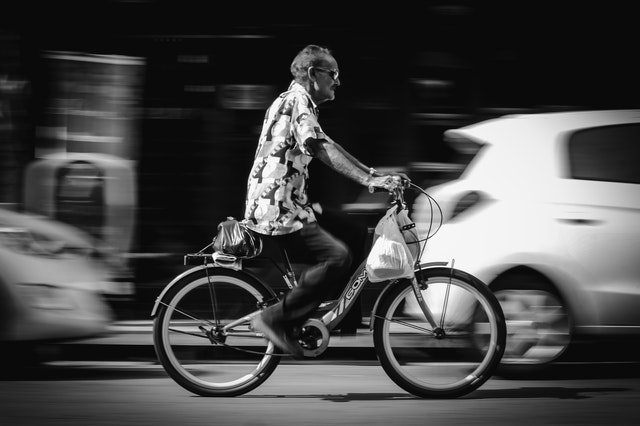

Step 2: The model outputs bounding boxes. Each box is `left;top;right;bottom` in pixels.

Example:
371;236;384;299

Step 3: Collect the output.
200;325;226;345
433;327;446;339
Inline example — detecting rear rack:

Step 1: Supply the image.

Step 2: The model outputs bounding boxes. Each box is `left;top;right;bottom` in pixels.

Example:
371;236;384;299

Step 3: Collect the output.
184;253;213;265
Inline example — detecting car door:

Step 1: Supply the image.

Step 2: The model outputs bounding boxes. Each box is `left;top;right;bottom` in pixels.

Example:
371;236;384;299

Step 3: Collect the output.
552;124;640;328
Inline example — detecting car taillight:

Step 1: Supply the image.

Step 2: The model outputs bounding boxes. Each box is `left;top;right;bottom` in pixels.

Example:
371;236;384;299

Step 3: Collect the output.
449;191;486;221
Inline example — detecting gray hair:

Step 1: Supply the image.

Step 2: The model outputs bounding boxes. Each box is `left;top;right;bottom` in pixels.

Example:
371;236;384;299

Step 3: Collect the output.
290;44;334;83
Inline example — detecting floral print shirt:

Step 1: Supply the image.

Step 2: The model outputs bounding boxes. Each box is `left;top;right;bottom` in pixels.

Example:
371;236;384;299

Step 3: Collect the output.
244;81;325;235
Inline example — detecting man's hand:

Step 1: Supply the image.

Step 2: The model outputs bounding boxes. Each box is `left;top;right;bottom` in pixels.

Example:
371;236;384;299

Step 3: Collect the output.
371;169;410;186
368;175;405;193
388;171;411;184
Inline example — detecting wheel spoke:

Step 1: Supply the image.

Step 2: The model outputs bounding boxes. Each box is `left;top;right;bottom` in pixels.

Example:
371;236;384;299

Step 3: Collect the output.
167;327;209;339
373;313;435;335
157;299;216;328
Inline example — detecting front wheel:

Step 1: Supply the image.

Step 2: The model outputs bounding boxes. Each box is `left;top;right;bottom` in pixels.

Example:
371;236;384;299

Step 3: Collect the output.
153;267;281;396
373;267;506;398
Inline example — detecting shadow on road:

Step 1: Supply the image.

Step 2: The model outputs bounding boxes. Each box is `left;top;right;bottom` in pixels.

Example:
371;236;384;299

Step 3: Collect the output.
243;385;630;401
244;393;421;401
468;386;630;400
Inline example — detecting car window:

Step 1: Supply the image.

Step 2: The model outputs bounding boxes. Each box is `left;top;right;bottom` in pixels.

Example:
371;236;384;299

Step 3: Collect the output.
442;133;486;178
568;124;640;184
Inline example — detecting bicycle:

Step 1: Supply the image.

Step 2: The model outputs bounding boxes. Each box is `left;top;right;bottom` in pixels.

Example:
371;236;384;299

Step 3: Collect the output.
151;182;506;398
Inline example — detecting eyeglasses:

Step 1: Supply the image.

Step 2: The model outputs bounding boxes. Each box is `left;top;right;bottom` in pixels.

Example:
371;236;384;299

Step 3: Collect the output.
312;67;339;81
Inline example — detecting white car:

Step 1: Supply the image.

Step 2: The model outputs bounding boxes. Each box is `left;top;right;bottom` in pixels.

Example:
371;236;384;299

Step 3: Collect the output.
412;109;640;371
0;206;122;360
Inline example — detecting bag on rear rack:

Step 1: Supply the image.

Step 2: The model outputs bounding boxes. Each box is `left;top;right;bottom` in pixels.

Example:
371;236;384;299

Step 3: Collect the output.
212;217;263;259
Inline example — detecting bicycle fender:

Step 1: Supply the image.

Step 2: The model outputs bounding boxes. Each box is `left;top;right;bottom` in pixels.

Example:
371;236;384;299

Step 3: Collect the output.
150;265;209;317
369;262;448;331
150;265;273;317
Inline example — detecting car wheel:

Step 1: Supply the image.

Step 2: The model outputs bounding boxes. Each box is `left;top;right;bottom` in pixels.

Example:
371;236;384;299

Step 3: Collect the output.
492;272;571;374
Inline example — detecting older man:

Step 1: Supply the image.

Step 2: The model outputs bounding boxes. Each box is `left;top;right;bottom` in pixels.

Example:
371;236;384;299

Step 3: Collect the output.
245;44;403;357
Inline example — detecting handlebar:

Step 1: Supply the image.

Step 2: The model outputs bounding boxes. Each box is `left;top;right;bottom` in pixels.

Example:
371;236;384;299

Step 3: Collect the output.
368;177;410;194
367;177;411;211
367;179;443;241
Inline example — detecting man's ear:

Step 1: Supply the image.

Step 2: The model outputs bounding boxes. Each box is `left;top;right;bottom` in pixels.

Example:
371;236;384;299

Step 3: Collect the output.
307;67;316;82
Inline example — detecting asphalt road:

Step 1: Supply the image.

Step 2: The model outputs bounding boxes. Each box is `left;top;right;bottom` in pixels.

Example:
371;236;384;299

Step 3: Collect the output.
3;320;640;426
3;319;640;425
2;362;640;426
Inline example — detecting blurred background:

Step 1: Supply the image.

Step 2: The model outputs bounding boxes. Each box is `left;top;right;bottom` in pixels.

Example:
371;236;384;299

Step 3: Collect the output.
1;0;639;323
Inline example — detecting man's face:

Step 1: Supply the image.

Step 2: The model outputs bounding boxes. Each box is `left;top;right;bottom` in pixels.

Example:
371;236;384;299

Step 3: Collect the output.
310;57;340;105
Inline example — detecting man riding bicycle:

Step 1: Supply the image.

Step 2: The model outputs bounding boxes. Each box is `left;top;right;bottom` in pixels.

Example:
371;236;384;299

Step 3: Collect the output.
244;44;406;357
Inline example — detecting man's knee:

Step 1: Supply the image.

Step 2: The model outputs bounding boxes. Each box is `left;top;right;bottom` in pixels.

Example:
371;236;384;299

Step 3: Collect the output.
328;241;352;273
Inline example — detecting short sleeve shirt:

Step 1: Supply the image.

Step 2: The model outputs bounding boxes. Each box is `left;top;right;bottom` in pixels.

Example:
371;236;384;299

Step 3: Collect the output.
244;81;325;235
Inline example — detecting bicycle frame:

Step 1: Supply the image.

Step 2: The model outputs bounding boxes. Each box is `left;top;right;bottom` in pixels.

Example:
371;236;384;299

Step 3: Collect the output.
151;252;449;342
313;258;451;333
151;183;449;341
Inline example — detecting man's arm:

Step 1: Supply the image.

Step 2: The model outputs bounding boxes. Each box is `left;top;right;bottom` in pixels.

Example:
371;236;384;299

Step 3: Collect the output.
307;137;390;188
324;135;375;176
314;136;411;183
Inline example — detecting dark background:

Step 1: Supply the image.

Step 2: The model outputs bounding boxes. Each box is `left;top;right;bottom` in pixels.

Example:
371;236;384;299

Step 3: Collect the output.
2;0;639;256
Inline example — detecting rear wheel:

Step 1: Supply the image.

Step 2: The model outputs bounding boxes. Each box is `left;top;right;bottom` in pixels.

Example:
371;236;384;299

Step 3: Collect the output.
373;267;506;398
153;268;281;396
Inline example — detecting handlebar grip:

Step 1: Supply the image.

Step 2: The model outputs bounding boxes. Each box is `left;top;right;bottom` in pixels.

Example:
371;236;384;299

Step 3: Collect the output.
368;184;388;194
368;177;409;194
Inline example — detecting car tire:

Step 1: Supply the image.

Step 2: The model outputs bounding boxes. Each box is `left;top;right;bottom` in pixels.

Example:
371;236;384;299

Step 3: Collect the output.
491;271;572;376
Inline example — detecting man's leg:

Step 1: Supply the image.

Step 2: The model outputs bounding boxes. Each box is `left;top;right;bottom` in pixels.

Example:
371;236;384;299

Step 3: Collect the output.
315;207;369;333
276;222;352;324
253;223;351;355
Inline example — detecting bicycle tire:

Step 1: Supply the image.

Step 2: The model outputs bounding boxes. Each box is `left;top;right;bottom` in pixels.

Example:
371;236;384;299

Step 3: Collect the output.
153;267;281;396
373;267;506;398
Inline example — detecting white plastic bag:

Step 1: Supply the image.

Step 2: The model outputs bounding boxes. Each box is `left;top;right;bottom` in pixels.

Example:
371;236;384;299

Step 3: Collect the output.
366;209;415;283
396;208;421;262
